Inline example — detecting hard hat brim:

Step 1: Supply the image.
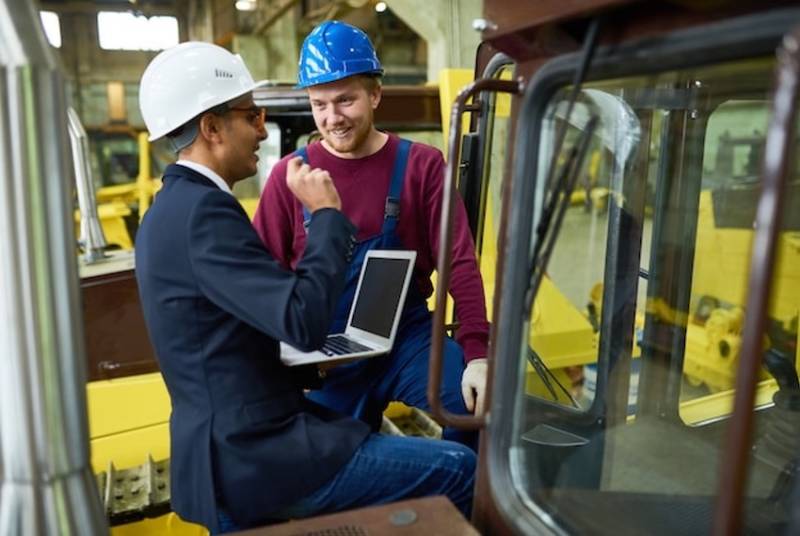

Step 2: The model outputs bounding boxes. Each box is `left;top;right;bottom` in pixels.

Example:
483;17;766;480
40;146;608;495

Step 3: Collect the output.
295;70;383;90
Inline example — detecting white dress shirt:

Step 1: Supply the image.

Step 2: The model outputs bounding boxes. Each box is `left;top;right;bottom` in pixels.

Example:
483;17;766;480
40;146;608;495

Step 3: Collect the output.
176;159;233;195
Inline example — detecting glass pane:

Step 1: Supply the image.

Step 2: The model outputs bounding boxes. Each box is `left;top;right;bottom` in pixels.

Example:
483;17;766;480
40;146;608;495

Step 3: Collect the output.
40;11;61;48
679;100;771;414
510;54;798;534
90;134;140;188
525;87;632;411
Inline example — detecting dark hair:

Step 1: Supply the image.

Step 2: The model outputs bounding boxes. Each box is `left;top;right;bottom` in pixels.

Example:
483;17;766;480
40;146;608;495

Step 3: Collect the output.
165;101;229;153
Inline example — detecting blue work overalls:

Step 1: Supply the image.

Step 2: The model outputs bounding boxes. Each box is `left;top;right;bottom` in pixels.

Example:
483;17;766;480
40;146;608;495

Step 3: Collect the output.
296;140;476;449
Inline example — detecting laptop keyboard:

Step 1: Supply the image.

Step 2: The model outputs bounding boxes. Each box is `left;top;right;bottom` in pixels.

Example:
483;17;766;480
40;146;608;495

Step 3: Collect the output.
322;335;372;356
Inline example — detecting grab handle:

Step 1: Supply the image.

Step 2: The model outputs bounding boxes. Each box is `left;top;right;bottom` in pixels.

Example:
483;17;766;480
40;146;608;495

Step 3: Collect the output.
428;77;523;430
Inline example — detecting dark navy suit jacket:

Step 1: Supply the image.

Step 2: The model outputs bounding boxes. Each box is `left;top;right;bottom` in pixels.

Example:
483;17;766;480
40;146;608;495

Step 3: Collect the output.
135;164;370;531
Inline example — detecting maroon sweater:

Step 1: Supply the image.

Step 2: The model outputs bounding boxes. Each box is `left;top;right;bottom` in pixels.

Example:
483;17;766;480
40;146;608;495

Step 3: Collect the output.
253;134;489;362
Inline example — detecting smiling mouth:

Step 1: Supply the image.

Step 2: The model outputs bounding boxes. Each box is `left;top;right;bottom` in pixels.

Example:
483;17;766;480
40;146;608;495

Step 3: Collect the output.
329;127;351;138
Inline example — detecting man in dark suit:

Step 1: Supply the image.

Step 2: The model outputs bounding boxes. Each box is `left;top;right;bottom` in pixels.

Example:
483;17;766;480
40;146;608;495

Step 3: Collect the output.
135;42;476;534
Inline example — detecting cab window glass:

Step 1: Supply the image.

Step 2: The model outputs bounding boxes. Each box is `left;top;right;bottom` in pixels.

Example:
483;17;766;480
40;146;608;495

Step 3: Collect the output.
509;54;799;534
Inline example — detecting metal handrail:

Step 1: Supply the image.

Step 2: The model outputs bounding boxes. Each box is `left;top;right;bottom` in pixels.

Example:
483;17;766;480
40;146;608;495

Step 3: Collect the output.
67;107;108;263
428;77;523;429
712;25;800;535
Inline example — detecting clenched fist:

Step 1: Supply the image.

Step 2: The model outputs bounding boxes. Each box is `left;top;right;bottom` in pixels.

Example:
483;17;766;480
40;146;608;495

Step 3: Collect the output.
286;156;341;212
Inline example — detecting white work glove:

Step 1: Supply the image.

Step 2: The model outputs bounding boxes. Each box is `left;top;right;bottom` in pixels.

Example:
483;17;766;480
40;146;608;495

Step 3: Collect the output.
461;358;488;416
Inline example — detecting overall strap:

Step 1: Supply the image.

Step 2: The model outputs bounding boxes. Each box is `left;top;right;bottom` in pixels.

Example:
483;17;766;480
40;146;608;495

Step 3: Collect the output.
298;139;412;235
381;138;412;235
294;147;313;231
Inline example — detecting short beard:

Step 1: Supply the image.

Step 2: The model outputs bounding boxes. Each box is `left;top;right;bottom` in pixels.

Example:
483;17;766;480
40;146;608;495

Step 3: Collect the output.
321;107;374;155
324;126;369;154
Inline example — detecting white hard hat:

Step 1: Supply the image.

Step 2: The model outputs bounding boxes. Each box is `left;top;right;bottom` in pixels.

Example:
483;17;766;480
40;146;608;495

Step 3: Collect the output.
139;41;268;141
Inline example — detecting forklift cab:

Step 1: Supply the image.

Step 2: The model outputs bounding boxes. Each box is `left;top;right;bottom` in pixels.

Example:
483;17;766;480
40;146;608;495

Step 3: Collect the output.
450;3;800;534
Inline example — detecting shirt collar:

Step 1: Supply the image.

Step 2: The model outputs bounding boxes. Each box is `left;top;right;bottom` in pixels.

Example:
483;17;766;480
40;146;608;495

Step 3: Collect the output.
175;160;233;195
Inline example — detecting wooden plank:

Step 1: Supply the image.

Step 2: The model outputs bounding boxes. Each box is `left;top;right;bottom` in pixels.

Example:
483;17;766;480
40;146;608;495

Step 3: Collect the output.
235;496;479;536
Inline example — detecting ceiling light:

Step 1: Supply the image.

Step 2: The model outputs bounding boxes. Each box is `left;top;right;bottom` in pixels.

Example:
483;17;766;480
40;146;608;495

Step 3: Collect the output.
375;2;387;13
236;0;257;11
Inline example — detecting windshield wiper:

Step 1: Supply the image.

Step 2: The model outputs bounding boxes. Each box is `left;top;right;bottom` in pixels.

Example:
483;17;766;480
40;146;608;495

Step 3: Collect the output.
542;18;602;196
524;115;600;314
525;15;601;312
523;117;598;410
522;18;602;409
527;347;581;408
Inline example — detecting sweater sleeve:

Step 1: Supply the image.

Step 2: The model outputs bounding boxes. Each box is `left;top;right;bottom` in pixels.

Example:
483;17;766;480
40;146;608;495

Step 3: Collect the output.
253;157;297;270
419;148;490;362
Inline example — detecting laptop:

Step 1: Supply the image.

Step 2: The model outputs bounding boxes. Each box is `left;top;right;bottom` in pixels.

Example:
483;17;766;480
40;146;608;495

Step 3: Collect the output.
280;249;417;366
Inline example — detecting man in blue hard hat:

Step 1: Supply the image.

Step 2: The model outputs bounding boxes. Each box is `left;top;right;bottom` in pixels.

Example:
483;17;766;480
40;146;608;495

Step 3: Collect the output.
136;41;475;533
254;20;490;450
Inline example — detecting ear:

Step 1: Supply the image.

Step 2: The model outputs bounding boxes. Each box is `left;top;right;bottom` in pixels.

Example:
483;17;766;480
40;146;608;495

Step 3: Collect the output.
369;85;382;110
198;112;224;144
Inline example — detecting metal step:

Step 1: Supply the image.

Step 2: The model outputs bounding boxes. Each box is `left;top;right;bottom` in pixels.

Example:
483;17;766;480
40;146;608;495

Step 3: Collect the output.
96;454;171;525
380;407;442;439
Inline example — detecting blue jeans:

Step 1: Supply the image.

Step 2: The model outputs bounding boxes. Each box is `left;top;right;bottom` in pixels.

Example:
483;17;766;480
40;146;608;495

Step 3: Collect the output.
215;433;476;533
308;306;479;451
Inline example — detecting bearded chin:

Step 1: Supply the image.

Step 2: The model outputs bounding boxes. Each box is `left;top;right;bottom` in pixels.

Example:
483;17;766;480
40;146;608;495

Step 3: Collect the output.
326;125;369;154
328;137;356;152
326;105;374;154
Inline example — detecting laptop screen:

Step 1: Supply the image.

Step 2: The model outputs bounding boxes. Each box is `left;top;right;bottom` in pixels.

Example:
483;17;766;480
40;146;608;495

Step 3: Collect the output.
350;256;412;338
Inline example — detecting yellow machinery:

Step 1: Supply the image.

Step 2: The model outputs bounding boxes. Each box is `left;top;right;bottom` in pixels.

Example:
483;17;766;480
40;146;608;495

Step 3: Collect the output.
76;132;160;250
438;68;597;405
87;373;206;534
440;68;798;415
76;200;133;250
683;190;800;393
78;131;260;251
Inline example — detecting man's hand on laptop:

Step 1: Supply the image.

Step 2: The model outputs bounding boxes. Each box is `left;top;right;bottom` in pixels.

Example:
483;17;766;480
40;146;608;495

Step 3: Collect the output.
461;358;488;416
286;156;341;212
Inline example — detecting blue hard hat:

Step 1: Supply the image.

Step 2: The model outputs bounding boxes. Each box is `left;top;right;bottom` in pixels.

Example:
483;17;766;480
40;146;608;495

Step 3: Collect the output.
297;20;383;89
